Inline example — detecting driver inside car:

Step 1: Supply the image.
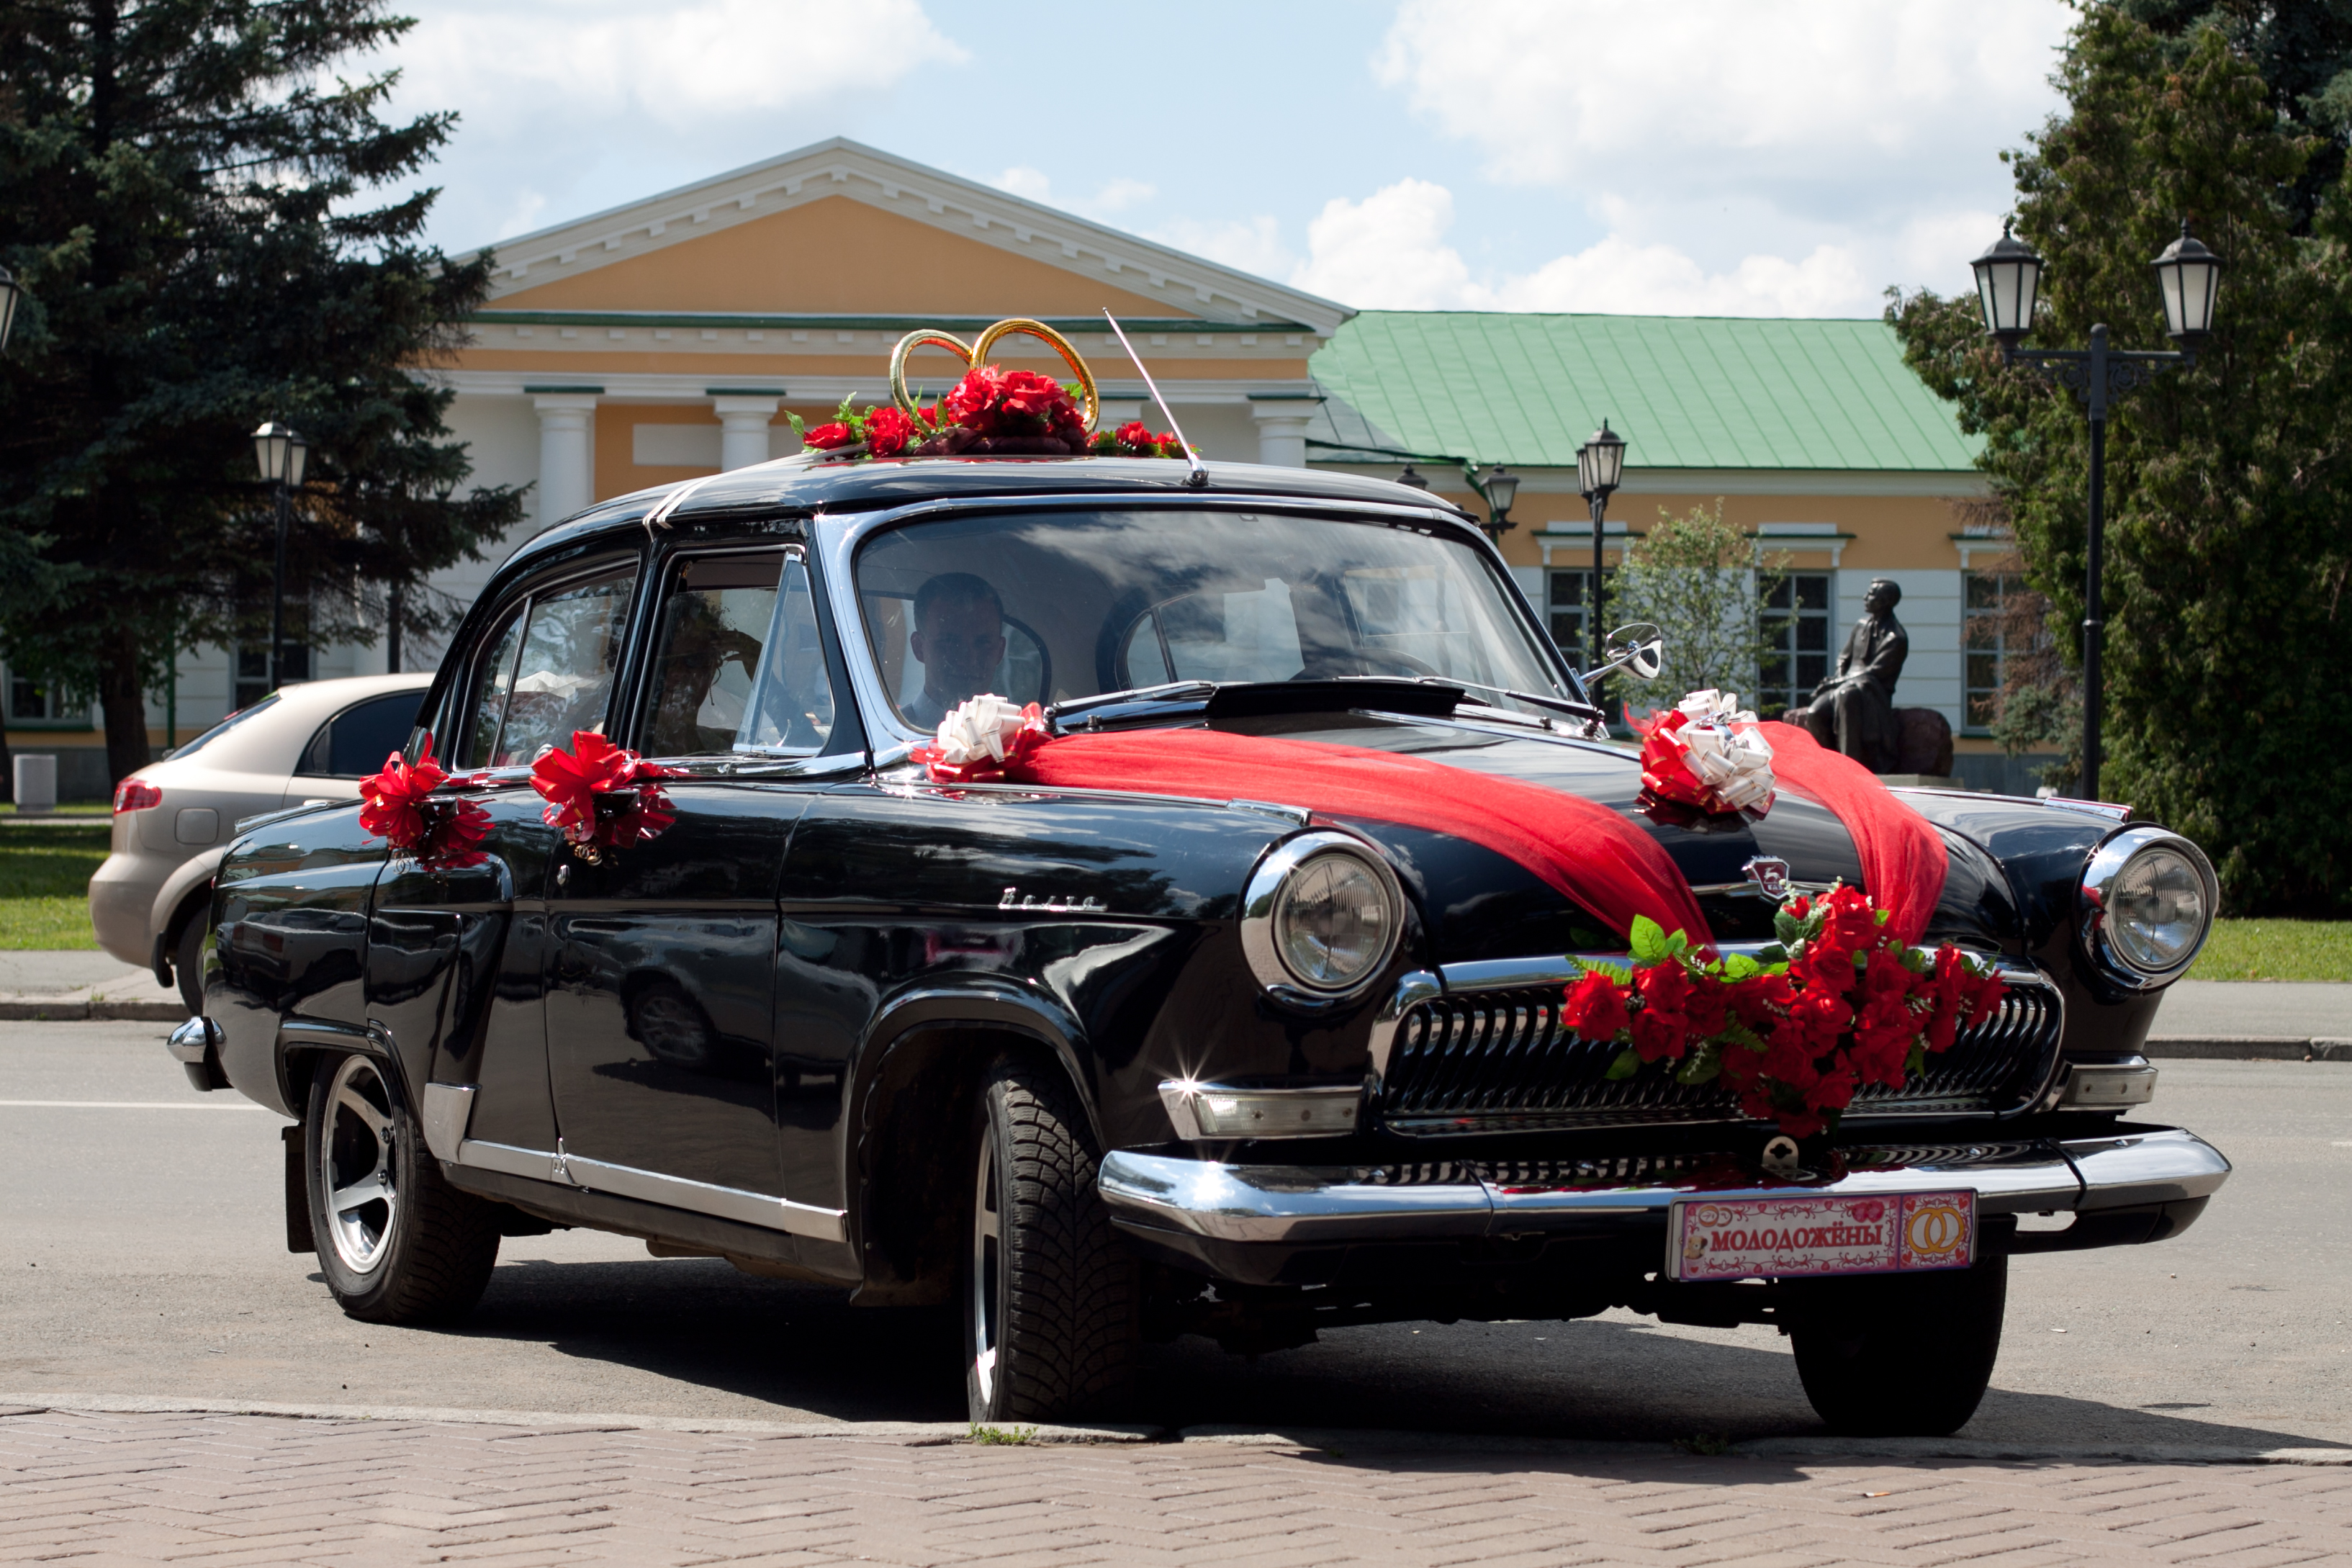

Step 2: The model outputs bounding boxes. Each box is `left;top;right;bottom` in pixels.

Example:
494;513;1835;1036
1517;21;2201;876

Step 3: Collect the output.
903;572;1007;728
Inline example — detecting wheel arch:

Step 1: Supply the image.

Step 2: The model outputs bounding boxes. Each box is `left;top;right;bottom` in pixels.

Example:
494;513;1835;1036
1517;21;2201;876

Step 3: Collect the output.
276;1017;415;1133
844;985;1099;1307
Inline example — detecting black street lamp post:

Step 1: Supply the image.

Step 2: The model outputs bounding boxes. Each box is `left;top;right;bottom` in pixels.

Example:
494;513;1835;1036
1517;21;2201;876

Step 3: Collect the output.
1477;464;1519;542
252;422;310;695
1575;420;1626;675
0;265;24;354
1970;220;2222;801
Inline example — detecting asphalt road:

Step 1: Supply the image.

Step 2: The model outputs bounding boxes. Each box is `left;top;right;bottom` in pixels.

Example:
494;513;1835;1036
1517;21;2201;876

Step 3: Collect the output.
4;1019;2347;1449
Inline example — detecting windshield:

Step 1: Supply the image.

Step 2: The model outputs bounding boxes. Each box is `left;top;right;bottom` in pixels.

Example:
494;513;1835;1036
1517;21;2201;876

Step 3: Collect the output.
167;693;281;760
853;508;1567;729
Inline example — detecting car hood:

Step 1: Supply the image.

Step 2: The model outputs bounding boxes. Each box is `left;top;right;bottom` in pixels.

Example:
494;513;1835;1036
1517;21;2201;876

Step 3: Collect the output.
1212;713;1998;963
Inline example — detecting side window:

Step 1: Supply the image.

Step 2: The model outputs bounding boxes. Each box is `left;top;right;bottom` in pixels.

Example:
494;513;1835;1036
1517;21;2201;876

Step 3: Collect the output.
298;692;426;778
642;549;838;757
461;568;639;769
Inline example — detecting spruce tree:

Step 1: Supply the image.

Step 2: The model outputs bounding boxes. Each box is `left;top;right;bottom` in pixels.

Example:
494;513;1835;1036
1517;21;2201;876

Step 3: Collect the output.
1891;9;2352;913
0;0;523;787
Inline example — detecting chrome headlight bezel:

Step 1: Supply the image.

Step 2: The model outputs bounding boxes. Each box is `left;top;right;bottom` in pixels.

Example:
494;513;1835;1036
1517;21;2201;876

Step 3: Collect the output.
2078;826;2218;990
1240;830;1405;1006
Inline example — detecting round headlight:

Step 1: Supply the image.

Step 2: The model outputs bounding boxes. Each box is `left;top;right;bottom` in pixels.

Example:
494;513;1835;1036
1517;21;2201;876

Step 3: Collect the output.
2107;845;2208;972
1241;832;1404;1001
2080;828;2217;986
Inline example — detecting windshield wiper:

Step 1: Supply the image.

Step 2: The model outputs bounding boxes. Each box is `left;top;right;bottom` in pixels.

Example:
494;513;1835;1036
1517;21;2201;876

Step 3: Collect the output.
1047;681;1217;726
1412;676;1600;724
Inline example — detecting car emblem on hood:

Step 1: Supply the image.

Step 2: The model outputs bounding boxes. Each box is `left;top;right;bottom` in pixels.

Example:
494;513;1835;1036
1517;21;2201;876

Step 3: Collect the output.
1741;856;1792;900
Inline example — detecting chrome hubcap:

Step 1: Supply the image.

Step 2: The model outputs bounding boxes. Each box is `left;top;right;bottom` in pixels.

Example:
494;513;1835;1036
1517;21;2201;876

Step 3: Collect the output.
970;1133;1003;1405
320;1056;399;1276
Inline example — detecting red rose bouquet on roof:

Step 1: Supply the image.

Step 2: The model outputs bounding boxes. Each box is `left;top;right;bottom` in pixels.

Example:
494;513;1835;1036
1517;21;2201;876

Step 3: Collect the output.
530;730;681;863
1558;884;2008;1139
356;738;490;870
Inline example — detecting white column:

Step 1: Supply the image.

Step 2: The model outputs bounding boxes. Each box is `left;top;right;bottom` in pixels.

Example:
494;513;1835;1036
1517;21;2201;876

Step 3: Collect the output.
713;396;780;471
532;395;598;530
1250;396;1322;469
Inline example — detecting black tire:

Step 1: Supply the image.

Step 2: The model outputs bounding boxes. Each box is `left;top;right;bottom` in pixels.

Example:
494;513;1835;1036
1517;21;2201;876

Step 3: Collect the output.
173;908;207;1018
305;1053;500;1325
962;1058;1140;1423
1790;1253;2008;1436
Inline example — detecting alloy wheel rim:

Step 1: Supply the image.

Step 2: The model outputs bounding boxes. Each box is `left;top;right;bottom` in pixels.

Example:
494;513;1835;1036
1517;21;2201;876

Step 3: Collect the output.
320;1055;400;1276
970;1133;1002;1406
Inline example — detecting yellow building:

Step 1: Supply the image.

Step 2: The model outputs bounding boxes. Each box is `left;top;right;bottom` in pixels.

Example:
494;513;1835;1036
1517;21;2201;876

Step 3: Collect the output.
8;139;2038;796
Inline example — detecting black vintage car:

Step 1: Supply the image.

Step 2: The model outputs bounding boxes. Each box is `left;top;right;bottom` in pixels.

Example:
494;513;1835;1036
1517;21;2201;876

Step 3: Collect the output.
175;454;2229;1435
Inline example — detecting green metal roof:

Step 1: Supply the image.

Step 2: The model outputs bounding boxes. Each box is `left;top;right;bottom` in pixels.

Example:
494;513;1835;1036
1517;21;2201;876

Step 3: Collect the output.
1308;312;1981;472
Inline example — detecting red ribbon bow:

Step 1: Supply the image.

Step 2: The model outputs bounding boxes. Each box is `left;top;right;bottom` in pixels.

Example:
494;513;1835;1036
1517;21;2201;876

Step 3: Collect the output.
531;731;680;861
357;735;490;870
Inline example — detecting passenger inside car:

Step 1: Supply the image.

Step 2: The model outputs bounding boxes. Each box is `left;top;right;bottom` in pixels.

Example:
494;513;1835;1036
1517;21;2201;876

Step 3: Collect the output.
903;572;1009;728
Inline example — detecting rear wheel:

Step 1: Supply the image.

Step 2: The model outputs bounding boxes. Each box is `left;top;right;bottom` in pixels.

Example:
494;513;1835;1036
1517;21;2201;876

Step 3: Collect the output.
963;1060;1140;1423
1790;1253;2008;1436
305;1053;500;1324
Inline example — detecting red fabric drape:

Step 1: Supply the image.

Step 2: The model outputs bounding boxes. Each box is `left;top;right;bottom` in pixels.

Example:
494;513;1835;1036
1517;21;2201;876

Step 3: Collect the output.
1753;721;1948;945
1014;729;1718;949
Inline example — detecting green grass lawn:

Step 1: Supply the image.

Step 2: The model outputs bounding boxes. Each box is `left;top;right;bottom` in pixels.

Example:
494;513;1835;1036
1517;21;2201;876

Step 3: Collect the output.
0;802;109;816
0;823;109;949
2188;919;2352;981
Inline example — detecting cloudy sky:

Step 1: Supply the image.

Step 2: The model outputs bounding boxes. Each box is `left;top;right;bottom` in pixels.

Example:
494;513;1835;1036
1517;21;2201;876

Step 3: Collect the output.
371;0;2076;317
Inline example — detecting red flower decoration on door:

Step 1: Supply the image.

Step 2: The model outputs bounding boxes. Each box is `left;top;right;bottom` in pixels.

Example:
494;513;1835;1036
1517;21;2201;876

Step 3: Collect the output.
529;731;680;863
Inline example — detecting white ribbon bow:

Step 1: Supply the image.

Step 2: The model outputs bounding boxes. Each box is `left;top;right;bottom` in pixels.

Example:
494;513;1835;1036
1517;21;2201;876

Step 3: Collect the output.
1674;689;1776;813
931;693;1033;766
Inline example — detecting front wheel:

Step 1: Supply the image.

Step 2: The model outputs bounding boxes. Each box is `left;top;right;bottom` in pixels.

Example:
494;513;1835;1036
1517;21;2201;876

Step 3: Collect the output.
306;1053;500;1324
963;1060;1140;1423
1789;1253;2008;1436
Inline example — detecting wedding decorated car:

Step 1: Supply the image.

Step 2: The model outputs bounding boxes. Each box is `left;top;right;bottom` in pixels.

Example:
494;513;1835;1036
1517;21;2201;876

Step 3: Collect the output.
174;318;2228;1435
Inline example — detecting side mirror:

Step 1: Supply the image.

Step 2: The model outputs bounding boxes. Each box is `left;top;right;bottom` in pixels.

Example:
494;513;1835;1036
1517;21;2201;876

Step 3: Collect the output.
1579;623;1664;685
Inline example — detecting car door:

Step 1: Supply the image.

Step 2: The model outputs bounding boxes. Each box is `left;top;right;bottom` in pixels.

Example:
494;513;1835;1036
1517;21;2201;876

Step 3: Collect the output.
369;559;640;1158
541;544;859;1231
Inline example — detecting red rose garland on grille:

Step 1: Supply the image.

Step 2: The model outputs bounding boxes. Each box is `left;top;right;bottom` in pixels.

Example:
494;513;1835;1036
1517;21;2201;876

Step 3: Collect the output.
356;736;490;870
1559;884;2008;1140
530;731;680;863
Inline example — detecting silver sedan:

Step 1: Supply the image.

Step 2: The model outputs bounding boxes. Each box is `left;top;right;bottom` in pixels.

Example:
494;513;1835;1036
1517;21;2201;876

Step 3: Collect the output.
88;673;431;1013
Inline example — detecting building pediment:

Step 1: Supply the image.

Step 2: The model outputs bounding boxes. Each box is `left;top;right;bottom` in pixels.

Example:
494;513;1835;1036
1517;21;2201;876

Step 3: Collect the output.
461;138;1349;335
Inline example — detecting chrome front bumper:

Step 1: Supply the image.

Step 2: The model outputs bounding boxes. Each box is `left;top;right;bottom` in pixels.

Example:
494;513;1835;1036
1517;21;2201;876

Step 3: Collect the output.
1099;1127;2229;1250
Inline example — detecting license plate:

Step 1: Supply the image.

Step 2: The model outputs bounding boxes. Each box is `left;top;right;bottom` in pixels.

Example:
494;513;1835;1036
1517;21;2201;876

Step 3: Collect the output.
1666;1189;1975;1281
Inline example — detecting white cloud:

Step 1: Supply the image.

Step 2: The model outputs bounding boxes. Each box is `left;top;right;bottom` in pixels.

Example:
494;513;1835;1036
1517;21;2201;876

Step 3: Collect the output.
991;167;1158;220
392;0;966;138
1147;215;1294;284
1289;179;1874;315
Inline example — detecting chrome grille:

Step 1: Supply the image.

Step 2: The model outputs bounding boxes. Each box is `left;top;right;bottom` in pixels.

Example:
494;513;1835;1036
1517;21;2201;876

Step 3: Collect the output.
1376;976;2060;1134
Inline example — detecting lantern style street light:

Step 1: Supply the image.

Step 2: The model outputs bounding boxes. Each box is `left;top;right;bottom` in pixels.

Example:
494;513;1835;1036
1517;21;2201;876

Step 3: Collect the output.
252;422;310;695
1477;464;1520;541
0;266;24;354
1576;419;1627;675
1395;464;1431;491
1967;219;2222;801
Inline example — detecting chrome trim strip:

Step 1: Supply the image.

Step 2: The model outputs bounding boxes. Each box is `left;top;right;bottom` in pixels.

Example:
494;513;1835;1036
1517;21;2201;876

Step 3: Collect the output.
1099;1128;2229;1247
1369;970;1442;1080
1683;880;1837;900
448;1138;850;1242
419;1083;477;1164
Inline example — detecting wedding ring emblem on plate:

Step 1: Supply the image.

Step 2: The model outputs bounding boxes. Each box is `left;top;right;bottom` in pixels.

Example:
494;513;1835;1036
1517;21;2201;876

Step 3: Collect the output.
888;318;1101;432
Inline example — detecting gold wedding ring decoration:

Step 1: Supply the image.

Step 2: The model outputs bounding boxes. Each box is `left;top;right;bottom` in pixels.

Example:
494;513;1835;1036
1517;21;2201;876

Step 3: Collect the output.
888;317;1099;433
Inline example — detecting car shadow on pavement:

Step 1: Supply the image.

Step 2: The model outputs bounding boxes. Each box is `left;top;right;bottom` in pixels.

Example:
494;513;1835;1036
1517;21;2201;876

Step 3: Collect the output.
451;1258;2343;1455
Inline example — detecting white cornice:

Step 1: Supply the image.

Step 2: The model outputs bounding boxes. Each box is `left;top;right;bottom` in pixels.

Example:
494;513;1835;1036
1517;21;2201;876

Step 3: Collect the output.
422;369;1317;406
1312;461;1989;499
456;137;1353;338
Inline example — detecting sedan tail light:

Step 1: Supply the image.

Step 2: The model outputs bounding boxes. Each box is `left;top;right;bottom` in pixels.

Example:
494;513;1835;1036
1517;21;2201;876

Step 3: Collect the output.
113;779;163;814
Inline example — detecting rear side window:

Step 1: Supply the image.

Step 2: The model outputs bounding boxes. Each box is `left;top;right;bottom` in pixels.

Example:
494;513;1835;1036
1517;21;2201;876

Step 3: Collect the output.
298;692;426;778
461;568;639;768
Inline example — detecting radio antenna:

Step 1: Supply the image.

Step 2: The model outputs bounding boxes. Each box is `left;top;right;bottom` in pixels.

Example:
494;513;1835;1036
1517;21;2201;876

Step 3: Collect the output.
1101;309;1208;488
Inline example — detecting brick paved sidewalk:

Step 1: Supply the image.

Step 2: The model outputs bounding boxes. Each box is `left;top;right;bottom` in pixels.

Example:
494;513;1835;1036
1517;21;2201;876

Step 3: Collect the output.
4;1408;2349;1567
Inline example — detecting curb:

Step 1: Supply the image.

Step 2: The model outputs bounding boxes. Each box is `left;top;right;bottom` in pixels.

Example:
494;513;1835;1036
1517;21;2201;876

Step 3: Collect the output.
2145;1037;2351;1063
5;1399;2346;1466
0;997;184;1022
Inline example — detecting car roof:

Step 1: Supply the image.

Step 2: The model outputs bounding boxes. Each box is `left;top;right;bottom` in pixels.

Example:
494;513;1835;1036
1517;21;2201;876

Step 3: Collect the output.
506;456;1482;577
153;673;432;780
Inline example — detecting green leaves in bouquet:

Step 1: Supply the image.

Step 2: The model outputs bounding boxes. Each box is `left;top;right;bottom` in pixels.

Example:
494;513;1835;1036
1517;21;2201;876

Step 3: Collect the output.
1605;1047;1643;1081
1628;915;1688;966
